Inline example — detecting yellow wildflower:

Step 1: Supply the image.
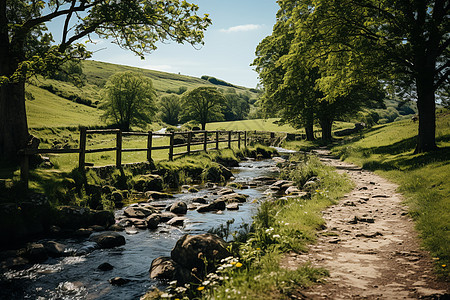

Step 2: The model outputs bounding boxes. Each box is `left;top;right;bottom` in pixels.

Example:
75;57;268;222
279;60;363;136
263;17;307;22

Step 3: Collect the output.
197;286;205;291
235;262;243;268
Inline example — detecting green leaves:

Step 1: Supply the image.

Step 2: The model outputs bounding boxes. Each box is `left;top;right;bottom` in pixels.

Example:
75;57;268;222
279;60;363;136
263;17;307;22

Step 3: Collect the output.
101;71;157;131
181;87;226;130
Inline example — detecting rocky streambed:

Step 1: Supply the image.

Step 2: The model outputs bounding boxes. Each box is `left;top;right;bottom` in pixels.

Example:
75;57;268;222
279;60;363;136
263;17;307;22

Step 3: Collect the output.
0;156;302;300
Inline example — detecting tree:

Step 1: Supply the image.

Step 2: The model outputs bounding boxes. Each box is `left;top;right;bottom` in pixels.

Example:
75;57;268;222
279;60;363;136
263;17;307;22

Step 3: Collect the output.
181;87;226;130
158;94;182;125
253;0;384;141
0;0;211;164
101;71;156;131
253;1;319;140
300;0;449;152
223;90;250;121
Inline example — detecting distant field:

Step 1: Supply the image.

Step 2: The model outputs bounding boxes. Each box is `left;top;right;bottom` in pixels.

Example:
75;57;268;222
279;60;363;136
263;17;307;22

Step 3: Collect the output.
206;118;355;135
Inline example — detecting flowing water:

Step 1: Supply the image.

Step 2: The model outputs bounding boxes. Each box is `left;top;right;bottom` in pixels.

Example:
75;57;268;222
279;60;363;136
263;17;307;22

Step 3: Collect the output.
1;158;282;300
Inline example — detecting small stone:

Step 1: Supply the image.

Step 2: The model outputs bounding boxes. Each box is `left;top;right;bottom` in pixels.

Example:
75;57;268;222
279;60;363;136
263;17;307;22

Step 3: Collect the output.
226;203;239;210
167;217;186;226
109;277;130;286
98;263;114;271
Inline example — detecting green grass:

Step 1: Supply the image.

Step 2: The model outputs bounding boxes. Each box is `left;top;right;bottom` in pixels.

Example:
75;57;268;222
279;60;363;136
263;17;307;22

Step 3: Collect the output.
206;118;354;134
26;85;103;128
327;110;450;279
171;155;354;300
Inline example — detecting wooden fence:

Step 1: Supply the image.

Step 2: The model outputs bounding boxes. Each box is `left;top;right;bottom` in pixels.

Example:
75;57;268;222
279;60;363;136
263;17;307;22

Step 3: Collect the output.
19;127;249;189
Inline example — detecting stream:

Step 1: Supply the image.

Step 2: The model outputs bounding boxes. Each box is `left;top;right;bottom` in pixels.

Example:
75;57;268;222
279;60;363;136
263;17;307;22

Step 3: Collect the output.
1;157;285;300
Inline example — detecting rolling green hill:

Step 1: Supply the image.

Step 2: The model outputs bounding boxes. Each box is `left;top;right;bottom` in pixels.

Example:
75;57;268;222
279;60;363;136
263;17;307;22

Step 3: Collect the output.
26;60;261;129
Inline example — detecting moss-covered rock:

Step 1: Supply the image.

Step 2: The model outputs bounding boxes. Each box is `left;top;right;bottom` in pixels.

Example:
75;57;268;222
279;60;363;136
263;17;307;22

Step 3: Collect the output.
131;174;163;192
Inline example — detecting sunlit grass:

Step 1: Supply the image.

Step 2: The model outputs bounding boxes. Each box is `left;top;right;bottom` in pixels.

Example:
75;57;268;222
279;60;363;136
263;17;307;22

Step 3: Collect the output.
200;156;353;299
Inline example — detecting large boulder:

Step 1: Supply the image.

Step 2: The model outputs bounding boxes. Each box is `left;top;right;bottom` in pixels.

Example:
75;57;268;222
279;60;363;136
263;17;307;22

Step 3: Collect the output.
150;256;191;284
43;241;67;257
146;214;161;230
167;217;186;227
169;201;188;215
123;206;156;219
145;191;174;200
171;233;230;277
24;243;48;262
160;212;178;222
216;193;248;203
197;199;226;213
132;174;163;192
89;232;125;249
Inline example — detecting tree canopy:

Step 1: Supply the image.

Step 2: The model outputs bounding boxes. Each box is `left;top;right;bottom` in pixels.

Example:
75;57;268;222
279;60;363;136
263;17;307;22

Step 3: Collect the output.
101;71;156;131
181;86;226;130
294;0;448;151
253;0;385;141
0;0;211;163
158;94;182;126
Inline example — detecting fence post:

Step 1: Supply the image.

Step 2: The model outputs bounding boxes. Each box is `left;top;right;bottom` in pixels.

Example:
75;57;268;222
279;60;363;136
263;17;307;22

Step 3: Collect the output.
244;131;247;147
78;126;87;170
215;131;219;150
204;131;208;152
228;131;232;149
187;132;192;154
169;131;175;161
238;131;241;149
19;150;29;191
147;131;153;162
116;129;122;168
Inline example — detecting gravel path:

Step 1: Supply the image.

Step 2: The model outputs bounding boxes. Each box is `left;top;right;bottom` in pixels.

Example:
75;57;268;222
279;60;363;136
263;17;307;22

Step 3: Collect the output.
281;149;449;299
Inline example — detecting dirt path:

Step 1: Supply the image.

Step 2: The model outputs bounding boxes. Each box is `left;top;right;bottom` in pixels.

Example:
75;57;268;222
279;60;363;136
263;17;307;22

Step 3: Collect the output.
281;149;449;299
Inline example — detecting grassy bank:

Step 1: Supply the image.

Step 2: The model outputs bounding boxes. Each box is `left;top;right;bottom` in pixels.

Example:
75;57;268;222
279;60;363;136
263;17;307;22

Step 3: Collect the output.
284;110;450;278
150;155;353;299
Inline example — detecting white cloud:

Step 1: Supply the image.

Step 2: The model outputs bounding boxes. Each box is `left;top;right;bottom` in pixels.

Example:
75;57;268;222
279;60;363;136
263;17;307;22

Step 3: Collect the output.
220;24;262;33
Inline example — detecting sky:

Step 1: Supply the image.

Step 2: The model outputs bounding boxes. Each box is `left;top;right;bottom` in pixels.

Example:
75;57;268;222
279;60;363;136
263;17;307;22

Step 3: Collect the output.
47;1;279;89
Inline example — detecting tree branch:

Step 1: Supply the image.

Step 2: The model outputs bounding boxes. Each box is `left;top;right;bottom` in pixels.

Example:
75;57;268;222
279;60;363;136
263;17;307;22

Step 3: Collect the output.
61;0;77;45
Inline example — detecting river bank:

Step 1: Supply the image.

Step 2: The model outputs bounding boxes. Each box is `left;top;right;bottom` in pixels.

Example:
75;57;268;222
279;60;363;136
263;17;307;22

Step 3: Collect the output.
0;147;284;299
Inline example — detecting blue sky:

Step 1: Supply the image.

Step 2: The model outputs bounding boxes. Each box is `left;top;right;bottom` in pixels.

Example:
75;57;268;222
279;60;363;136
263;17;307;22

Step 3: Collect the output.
79;1;279;88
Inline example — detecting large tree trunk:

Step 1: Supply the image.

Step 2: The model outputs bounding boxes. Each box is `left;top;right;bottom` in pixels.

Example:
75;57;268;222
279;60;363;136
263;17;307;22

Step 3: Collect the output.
305;109;315;141
0;2;29;165
414;64;438;153
415;90;437;153
0;80;29;164
320;117;333;142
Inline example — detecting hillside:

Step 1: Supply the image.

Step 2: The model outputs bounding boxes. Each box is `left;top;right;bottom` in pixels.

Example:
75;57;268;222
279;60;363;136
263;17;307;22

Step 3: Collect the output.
26;59;419;131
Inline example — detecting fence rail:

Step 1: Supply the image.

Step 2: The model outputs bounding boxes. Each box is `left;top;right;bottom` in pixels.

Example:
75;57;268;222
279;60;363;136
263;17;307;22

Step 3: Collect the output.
19;127;256;189
19;128;308;189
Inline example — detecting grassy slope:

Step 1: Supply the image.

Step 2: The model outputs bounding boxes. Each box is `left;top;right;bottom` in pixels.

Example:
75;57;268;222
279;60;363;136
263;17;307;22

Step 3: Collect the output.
329;110;450;278
26;85;102;128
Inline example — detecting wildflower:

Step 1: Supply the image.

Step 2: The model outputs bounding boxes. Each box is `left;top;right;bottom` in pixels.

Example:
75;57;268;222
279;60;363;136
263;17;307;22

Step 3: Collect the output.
235;262;243;268
256;248;261;251
442;264;447;268
230;261;236;265
197;286;205;291
272;234;281;238
202;280;211;286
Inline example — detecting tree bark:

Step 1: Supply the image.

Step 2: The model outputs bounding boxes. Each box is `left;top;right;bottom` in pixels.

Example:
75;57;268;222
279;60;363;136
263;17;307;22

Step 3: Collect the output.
414;51;438;153
0;2;29;164
0;80;30;164
305;122;315;141
414;78;438;153
320;117;333;142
